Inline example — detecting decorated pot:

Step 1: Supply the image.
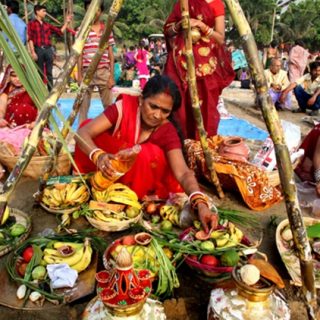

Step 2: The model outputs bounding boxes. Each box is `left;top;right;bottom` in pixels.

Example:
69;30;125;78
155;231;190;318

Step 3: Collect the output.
218;137;250;162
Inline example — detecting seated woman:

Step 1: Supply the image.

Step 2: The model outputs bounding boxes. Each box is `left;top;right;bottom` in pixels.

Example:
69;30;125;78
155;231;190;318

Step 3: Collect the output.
74;75;217;232
0;65;38;128
295;124;320;196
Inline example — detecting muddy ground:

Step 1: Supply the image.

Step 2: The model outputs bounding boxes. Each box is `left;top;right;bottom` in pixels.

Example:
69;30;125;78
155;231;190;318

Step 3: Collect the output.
0;85;318;319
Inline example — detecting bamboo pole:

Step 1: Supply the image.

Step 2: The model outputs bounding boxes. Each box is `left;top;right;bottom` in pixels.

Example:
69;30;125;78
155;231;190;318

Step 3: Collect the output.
0;0;104;219
224;0;318;318
179;0;224;199
39;0;125;189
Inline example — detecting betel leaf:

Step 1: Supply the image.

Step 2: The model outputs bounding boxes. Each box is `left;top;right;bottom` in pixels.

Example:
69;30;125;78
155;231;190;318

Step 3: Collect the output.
307;223;320;239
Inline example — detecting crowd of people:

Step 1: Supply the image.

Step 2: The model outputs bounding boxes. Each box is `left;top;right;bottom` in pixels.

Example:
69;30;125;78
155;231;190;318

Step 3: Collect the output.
1;0;320;216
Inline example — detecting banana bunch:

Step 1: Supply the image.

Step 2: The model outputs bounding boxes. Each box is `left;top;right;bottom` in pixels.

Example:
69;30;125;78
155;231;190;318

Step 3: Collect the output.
42;239;93;273
41;183;90;209
92;183;141;210
160;205;180;226
92;210;127;222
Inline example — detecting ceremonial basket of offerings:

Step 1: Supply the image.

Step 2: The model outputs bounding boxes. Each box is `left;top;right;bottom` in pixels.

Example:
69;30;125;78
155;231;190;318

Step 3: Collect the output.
40;182;90;214
0;131;71;180
86;183;142;232
180;224;255;279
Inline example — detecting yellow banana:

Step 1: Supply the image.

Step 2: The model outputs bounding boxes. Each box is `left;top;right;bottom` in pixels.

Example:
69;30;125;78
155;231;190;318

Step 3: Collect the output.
53;242;84;250
93;211;118;222
71;239;93;273
65;183;78;202
67;185;88;202
43;247;84;266
41;195;53;207
106;194;141;209
73;191;90;204
92;189;108;201
51;188;63;204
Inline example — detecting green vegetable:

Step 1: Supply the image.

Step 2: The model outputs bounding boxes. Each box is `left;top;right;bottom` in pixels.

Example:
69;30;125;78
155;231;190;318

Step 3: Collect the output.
160;220;173;231
200;241;215;251
220;249;240;267
151;215;160;224
217;208;260;228
10;224;26;237
307;223;320;239
32;266;46;280
193;220;201;230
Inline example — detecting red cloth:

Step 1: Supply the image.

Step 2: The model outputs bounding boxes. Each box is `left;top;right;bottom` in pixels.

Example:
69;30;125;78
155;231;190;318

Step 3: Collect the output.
27;19;74;47
74;95;183;198
164;0;235;139
0;65;38;126
295;124;320;182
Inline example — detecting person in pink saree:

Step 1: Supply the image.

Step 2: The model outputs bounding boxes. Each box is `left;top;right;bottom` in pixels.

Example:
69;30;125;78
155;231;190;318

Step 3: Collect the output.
288;40;309;82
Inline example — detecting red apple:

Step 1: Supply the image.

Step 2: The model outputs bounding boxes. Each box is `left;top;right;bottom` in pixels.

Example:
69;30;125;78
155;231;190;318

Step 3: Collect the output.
200;255;220;267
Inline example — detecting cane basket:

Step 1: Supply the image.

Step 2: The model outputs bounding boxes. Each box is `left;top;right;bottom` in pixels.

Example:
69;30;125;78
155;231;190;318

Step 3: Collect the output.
0;152;71;180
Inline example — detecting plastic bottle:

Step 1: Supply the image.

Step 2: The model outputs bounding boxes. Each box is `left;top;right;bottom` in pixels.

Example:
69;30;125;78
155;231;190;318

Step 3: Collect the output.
91;145;141;191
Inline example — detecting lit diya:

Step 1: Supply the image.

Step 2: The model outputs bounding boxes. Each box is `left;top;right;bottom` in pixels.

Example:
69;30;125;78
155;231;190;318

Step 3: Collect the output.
96;247;152;317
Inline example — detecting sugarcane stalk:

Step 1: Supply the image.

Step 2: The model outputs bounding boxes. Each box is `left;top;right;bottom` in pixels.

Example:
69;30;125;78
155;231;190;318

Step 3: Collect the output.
224;0;318;318
0;0;103;219
38;0;125;190
179;0;224;198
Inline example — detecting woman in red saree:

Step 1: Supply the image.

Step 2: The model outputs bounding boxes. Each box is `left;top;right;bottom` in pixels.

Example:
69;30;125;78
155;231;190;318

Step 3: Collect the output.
75;75;217;232
295;124;320;196
164;0;235;139
0;65;38;128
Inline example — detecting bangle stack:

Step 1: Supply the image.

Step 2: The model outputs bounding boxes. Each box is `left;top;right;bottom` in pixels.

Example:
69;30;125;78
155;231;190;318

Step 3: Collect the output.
205;27;214;37
188;191;209;210
89;148;105;165
314;168;320;184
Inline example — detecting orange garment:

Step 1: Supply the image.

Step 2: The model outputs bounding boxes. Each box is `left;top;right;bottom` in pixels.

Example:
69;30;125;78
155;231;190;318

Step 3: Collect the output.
185;137;282;211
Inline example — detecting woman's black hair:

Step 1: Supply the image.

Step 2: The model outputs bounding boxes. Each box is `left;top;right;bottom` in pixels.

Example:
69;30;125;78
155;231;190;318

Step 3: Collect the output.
142;75;181;113
270;40;278;48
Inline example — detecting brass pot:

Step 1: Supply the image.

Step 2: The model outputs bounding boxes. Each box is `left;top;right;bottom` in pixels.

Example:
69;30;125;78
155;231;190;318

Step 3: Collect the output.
232;267;275;302
104;297;147;317
191;27;201;44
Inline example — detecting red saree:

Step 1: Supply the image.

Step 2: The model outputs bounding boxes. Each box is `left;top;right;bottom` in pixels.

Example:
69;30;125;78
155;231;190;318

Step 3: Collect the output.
295;124;320;182
164;0;235;139
74;95;183;199
0;66;38;126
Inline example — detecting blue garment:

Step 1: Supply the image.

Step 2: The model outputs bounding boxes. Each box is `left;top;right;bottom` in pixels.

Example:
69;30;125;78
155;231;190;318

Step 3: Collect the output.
5;13;26;50
232;49;247;70
294;85;320;111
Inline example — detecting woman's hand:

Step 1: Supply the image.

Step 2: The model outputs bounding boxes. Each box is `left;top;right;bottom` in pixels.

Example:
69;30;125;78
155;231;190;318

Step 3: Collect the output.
96;152;118;178
197;203;218;233
0;118;8;128
190;18;205;31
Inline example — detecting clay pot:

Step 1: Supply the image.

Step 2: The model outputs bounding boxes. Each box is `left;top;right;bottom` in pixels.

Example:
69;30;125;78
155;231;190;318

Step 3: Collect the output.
218;137;250;162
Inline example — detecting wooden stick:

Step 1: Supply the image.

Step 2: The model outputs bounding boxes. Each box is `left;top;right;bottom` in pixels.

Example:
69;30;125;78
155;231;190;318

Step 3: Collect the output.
0;0;104;219
179;0;224;198
38;0;125;191
224;0;318;318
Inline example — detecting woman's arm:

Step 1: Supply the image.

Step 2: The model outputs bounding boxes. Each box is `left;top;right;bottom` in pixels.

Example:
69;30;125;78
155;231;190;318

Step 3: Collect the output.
167;148;218;232
75;113;113;156
0;93;9;127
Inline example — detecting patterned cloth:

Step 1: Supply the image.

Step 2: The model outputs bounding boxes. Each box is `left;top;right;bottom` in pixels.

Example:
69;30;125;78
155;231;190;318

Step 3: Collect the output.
81;22;115;69
27;19;62;47
185;136;282;211
295;73;320;95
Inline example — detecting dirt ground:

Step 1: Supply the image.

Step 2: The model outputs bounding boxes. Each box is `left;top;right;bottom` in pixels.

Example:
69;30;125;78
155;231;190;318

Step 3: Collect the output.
0;85;318;319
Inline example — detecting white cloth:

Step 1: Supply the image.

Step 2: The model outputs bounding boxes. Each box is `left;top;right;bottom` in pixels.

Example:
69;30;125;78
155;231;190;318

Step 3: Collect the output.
47;264;78;289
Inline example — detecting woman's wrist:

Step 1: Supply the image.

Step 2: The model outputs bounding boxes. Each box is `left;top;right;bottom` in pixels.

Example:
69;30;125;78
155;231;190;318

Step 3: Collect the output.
189;191;209;210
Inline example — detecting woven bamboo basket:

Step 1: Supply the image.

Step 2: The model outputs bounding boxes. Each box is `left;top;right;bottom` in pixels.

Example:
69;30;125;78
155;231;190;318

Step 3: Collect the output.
0;152;71;180
86;211;142;232
0;208;32;257
266;158;300;188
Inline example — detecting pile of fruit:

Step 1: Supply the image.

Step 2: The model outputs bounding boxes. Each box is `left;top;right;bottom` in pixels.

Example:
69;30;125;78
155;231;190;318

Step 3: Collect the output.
88;183;141;223
41;183;90;210
10;238;93;305
183;222;247;269
105;233;179;297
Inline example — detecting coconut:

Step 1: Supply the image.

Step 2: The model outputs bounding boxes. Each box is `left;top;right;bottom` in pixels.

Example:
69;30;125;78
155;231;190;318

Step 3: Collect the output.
240;264;260;286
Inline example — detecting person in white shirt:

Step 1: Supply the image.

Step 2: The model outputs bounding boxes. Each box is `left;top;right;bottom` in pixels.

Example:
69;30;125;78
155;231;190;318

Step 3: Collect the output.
281;61;320;116
264;58;291;110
